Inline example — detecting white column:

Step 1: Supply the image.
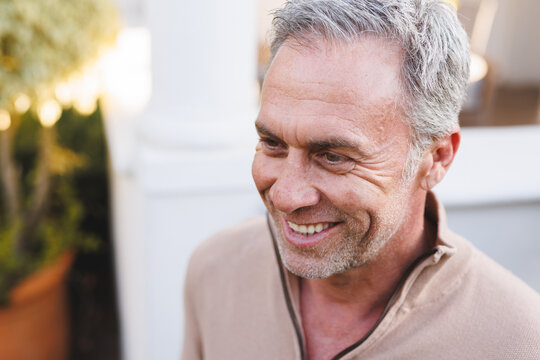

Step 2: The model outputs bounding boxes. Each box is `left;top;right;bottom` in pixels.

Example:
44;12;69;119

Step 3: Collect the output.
107;0;261;359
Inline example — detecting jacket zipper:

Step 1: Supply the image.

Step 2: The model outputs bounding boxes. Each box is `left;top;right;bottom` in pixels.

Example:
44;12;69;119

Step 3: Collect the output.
268;214;307;360
267;214;438;360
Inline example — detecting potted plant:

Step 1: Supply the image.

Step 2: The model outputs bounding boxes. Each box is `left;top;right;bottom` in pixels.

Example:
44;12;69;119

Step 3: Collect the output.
0;1;118;358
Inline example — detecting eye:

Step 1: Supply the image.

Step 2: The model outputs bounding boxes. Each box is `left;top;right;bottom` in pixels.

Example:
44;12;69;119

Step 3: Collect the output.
258;137;287;156
260;137;280;148
323;152;345;163
314;151;355;172
320;151;349;164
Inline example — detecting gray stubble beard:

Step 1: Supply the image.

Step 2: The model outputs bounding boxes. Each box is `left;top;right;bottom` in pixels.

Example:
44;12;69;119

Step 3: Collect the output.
270;210;403;279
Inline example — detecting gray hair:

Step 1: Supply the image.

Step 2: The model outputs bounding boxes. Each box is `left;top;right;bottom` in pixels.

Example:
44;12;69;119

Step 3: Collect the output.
269;0;470;178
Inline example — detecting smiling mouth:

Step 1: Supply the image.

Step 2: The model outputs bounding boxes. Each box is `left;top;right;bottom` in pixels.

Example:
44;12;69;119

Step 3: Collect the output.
287;221;339;236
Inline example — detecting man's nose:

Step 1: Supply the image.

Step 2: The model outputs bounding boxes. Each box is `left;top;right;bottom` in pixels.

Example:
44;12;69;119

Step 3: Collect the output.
268;155;320;214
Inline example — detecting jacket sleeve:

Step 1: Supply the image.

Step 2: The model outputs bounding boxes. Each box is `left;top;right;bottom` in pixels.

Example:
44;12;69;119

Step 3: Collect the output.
180;260;203;360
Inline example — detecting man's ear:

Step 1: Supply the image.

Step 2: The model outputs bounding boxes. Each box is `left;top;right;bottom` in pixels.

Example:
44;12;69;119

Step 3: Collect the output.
420;130;460;191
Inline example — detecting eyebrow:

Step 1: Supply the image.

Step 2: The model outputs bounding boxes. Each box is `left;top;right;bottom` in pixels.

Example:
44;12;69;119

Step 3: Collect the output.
255;121;279;140
255;121;366;154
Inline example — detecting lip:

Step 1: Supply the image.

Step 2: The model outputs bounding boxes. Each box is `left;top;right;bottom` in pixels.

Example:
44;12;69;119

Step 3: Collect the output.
282;218;341;248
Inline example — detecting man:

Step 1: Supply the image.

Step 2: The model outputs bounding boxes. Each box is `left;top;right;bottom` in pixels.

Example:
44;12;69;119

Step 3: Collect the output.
182;1;540;359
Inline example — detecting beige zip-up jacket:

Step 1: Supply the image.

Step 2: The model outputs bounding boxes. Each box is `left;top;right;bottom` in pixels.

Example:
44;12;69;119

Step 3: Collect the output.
182;194;540;359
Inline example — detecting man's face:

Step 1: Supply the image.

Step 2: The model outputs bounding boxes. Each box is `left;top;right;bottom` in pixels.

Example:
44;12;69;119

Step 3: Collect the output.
252;37;422;279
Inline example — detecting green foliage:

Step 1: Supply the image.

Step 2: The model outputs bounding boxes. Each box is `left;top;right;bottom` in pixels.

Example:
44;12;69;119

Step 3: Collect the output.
0;0;119;109
0;0;117;307
0;108;105;305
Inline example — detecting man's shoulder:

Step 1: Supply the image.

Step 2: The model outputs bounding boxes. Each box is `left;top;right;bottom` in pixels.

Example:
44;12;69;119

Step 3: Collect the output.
467;244;540;314
402;232;540;357
185;216;274;286
448;237;540;350
439;230;540;308
464;245;540;354
191;216;271;262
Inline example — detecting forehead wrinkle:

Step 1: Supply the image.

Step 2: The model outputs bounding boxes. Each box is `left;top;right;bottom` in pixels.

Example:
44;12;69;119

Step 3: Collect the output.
263;80;360;109
264;81;402;126
261;88;398;133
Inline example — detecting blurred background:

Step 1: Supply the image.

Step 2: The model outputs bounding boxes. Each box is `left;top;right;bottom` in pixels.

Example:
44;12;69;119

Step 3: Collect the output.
0;0;538;359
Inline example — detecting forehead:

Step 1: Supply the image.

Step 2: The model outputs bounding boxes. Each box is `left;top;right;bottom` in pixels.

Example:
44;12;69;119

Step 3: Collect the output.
259;36;408;148
266;36;403;104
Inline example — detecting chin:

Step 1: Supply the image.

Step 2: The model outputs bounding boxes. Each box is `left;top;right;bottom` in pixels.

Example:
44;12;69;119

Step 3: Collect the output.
278;249;343;279
274;229;367;279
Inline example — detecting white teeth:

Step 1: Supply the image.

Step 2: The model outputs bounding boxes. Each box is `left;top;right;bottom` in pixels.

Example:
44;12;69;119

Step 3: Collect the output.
287;221;332;235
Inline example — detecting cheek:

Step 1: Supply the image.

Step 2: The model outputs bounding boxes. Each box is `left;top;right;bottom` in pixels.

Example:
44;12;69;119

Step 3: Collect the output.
315;174;378;213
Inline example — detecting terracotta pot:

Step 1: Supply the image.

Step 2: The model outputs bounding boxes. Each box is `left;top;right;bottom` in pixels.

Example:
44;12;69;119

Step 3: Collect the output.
0;252;75;360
